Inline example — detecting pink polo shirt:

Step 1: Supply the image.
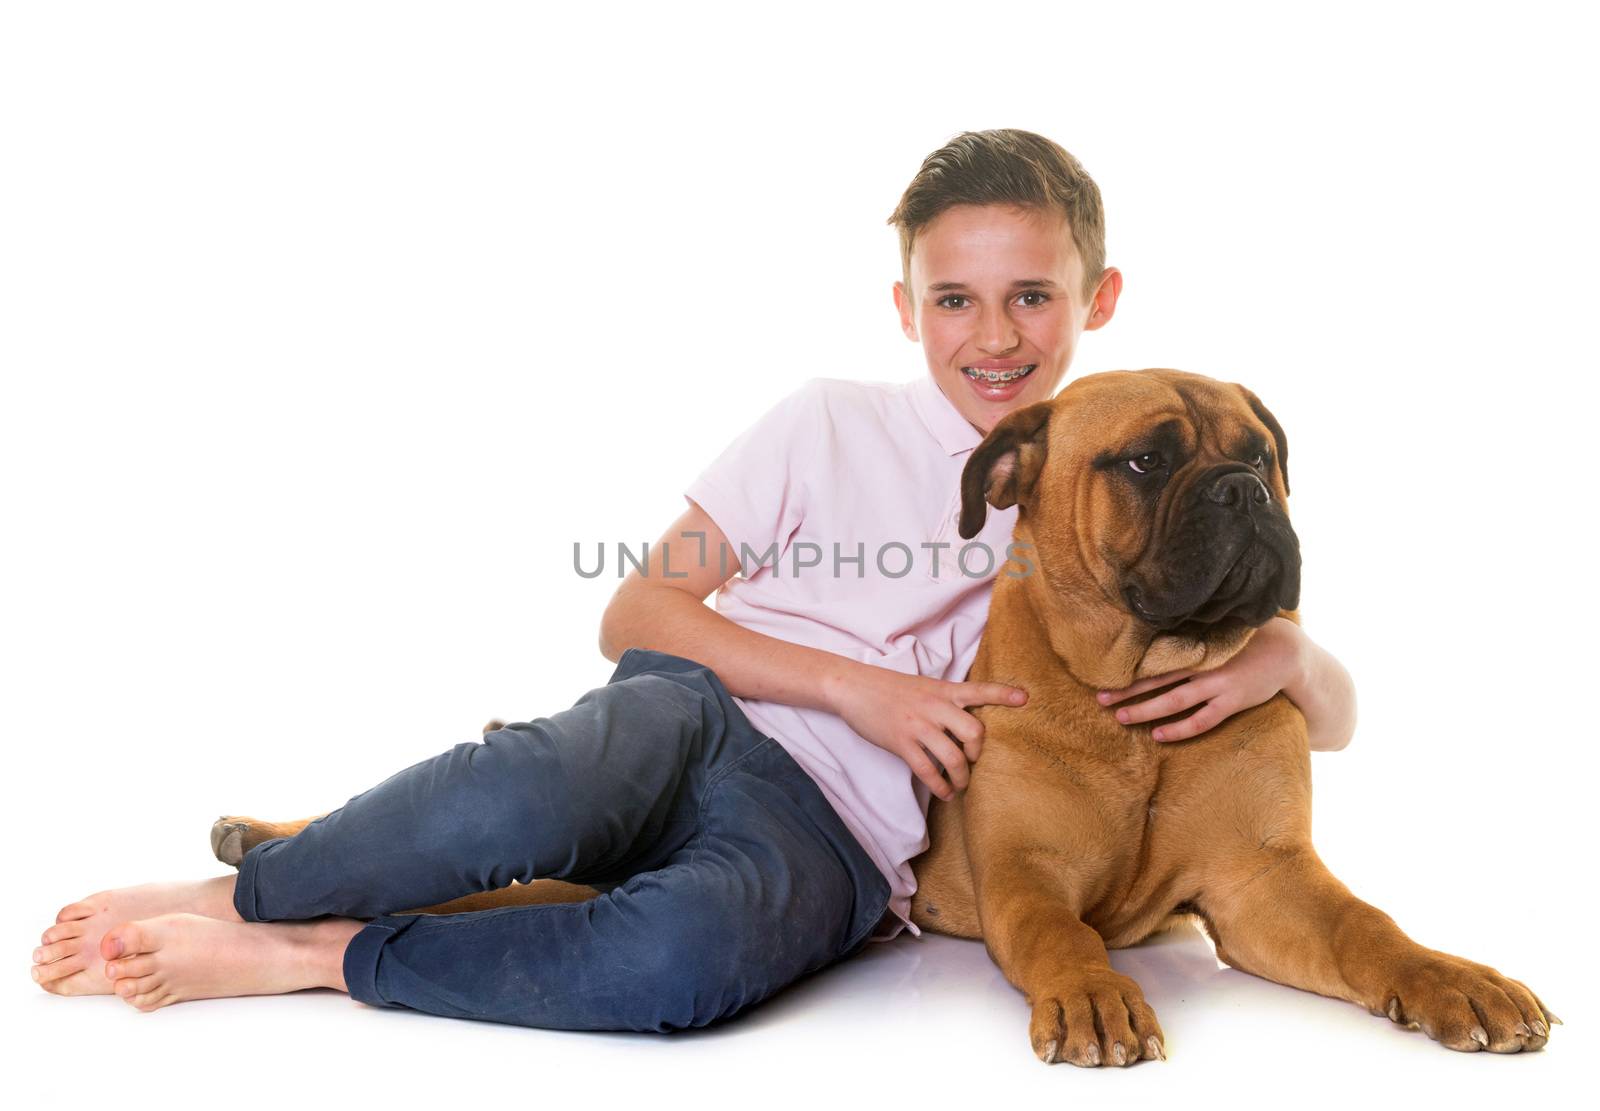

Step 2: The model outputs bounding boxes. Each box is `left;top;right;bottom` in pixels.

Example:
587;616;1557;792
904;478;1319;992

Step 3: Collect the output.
683;374;1021;941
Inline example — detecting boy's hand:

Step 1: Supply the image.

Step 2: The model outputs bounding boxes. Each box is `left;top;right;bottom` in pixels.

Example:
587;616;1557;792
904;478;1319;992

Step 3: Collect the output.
827;665;1028;801
1096;617;1308;742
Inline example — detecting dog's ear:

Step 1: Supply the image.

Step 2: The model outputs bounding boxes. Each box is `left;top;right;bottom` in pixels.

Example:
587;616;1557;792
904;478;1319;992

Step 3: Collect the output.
1236;385;1290;497
959;401;1053;539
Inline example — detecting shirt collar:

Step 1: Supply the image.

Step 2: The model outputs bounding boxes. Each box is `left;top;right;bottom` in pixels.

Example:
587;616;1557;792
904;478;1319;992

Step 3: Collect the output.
908;374;985;456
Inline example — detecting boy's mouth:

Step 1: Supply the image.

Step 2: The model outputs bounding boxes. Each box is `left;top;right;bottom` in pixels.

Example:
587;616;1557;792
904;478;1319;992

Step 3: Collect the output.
962;364;1036;384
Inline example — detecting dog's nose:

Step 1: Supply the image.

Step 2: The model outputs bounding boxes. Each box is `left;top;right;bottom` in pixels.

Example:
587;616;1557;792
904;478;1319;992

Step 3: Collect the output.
1205;471;1270;510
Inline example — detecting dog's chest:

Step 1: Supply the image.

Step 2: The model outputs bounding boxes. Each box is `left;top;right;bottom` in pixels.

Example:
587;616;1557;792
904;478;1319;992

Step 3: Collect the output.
1012;723;1166;816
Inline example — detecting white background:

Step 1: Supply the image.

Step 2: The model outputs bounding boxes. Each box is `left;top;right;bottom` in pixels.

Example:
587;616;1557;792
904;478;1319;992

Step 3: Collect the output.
2;2;1594;1108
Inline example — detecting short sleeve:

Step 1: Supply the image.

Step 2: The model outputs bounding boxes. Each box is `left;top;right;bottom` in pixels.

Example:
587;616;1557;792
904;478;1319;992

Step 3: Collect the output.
684;379;824;578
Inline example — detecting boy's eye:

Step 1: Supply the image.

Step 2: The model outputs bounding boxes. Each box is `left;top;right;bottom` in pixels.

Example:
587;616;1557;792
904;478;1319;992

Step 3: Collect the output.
936;291;1049;309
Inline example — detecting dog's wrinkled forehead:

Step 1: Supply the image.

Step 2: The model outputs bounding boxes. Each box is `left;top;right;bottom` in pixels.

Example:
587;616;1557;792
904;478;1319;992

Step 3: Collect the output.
1054;371;1288;492
1065;374;1241;455
959;369;1290;539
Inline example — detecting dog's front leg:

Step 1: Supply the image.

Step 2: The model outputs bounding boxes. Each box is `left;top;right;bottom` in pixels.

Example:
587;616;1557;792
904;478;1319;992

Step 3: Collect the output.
977;875;1163;1066
1194;845;1556;1053
964;781;1165;1066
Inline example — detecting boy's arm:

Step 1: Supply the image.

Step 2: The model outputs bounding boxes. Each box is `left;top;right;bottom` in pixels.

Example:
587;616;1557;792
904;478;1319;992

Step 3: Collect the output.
1281;625;1357;752
1097;617;1358;751
598;499;1028;801
598;499;858;713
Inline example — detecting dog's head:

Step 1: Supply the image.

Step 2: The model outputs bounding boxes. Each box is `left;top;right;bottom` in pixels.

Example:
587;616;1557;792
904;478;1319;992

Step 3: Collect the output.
960;369;1301;685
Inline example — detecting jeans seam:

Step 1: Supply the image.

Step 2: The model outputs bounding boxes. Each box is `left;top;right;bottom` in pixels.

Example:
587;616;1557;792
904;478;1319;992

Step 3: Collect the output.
695;735;777;822
697;735;888;959
840;878;892;953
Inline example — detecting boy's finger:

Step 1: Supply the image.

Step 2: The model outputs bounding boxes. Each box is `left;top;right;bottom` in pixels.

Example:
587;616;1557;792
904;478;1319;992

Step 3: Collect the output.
947;721;982;765
904;743;955;801
938;710;983;752
1151;702;1225;743
923;735;971;792
963;682;1028;708
1112;681;1208;726
1097;669;1197;706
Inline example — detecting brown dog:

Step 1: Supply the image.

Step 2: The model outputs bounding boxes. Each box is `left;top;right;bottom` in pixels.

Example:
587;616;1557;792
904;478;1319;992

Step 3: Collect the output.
210;369;1554;1059
907;367;1554;1065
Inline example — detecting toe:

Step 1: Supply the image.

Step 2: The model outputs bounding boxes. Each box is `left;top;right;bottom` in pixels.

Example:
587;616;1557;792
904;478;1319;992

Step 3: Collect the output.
1092;992;1139;1067
101;921;151;961
41;922;85;946
56;900;97;924
1504;982;1554;1047
31;953;86;984
1123;994;1165;1061
33;939;82;965
130;989;171;1012
47;968;107;997
1057;993;1102;1067
104;956;157;981
1028;998;1064;1062
1471;984;1540;1053
38;973;67;995
114;973;158;1000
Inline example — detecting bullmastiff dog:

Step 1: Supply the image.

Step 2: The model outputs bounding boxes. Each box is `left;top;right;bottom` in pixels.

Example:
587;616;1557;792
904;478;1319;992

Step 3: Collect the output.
209;369;1555;1064
907;368;1554;1065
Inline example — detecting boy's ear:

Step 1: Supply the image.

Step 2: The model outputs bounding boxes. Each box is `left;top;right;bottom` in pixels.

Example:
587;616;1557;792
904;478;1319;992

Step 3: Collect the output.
959;401;1053;539
1083;266;1124;332
893;280;918;341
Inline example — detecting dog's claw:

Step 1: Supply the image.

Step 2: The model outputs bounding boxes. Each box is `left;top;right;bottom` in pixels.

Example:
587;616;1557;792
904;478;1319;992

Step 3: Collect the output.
1083;1043;1101;1067
1146;1036;1165;1061
1111;1042;1127;1066
1040;1040;1058;1064
1470;1025;1489;1048
1383;996;1420;1029
1531;1020;1548;1037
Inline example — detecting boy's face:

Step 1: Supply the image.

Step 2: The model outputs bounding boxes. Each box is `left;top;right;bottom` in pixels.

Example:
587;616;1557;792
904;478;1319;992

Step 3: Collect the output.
893;203;1121;435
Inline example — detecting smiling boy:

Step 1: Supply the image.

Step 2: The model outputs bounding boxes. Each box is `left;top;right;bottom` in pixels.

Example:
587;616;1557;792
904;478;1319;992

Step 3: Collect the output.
886;142;1355;751
31;129;1354;1027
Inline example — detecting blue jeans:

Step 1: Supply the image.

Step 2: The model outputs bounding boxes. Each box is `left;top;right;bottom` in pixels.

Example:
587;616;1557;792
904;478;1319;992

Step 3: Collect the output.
231;647;891;1031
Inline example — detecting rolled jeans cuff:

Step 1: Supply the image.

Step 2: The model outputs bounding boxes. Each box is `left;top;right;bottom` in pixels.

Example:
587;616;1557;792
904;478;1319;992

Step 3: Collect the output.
342;915;417;1007
232;836;290;923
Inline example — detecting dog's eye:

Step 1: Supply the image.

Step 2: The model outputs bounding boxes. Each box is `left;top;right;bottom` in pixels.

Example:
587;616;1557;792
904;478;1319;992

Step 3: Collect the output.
1250;451;1268;470
1127;452;1166;475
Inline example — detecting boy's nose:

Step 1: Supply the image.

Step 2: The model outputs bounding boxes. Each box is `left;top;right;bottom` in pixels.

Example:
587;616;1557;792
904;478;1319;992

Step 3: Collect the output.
977;305;1019;351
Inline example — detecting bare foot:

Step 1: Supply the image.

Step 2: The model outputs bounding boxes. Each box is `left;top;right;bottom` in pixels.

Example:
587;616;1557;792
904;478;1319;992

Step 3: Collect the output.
31;876;243;996
102;912;363;1011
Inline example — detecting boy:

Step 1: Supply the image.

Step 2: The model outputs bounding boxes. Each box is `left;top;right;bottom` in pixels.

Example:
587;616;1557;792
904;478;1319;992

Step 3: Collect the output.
30;129;1356;1027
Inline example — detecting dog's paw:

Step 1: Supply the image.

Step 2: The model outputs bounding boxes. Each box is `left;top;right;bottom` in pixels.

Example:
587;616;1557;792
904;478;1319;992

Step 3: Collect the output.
209;816;293;867
1028;968;1164;1066
209;813;323;866
1379;952;1556;1053
210;817;254;867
